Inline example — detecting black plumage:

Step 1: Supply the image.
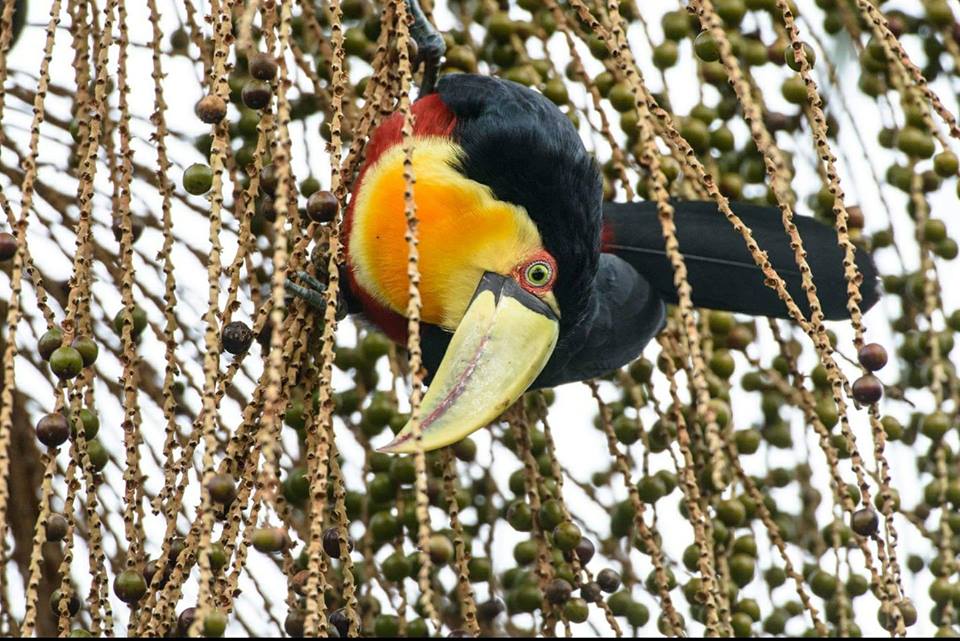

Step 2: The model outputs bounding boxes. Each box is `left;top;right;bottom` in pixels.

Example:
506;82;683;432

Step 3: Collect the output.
603;199;880;321
438;75;603;336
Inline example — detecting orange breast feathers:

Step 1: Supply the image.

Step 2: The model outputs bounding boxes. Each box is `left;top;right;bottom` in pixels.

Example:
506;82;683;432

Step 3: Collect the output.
348;137;544;331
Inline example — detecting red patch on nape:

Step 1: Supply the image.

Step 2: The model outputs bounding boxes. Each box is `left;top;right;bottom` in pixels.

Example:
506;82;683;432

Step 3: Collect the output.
343;94;458;344
357;94;457;180
600;221;615;253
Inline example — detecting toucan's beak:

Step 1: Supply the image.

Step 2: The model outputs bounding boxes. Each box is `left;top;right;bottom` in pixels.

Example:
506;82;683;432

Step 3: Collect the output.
379;272;560;454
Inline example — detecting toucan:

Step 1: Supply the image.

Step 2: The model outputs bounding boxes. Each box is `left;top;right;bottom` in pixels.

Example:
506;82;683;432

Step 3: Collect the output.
287;5;880;454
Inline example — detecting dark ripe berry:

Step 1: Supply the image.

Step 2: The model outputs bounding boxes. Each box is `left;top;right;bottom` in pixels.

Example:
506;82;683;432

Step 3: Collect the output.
580;580;602;602
37;413;70;447
597;568;622;593
38;327;64;360
545;578;573;605
176;608;196;636
195;94;227;124
252;527;288;553
0;231;16;261
221;321;253;354
259;164;278;196
477;598;505;622
306;190;338;224
50;346;84;380
322;526;353;558
846;205;865;230
851;507;879;537
257;319;274;351
568;536;595;566
291;569;310;596
110;216;145;243
50;589;81;616
257;194;277;222
284;610;305;637
46;513;69;542
183;163;213;195
242;80;272;110
329;608;350;638
71;337;98;367
113;569;147;604
206;473;237;505
248;52;278;80
858;343;888;371
852;374;883;405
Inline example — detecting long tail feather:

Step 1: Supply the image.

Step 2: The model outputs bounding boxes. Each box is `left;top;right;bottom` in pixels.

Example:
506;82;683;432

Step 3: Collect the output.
601;200;880;321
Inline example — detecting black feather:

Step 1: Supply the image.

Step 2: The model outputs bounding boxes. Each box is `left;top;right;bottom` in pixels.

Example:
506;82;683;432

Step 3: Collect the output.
437;74;603;334
602;200;880;320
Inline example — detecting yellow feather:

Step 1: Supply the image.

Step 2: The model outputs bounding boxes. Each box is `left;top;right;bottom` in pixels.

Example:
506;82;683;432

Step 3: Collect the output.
350;137;543;330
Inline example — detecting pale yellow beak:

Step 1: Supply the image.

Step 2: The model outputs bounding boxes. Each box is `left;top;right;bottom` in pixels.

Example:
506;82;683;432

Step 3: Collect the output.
379;273;559;454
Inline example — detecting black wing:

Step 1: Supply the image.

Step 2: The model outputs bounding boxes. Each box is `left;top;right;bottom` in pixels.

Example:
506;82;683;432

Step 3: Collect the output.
602;199;880;320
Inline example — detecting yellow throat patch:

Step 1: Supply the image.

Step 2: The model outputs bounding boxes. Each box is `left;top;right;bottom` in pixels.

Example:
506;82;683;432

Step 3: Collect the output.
349;137;543;330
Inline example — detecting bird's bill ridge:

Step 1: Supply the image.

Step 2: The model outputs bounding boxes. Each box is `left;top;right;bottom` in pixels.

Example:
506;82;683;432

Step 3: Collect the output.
378;272;559;454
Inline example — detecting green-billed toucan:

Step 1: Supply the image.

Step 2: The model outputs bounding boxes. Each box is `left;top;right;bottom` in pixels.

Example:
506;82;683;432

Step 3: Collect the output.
288;7;880;454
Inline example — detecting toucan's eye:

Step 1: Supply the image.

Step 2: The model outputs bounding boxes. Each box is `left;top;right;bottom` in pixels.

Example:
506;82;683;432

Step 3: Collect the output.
523;260;554;289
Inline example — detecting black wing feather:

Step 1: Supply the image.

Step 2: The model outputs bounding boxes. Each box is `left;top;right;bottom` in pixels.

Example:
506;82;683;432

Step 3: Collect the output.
602;200;880;321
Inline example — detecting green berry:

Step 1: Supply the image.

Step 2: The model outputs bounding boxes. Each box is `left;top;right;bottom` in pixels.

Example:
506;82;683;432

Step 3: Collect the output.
694;31;720;62
86;439;109;471
113;306;148;337
785;42;816;71
203;610;227;637
935;151;959;177
38;327;64;360
382;551;411;582
113;570;147;604
50;346;84;380
564;597;589;623
71;337;98;367
553;522;582;551
183;163;214;195
539;499;564;530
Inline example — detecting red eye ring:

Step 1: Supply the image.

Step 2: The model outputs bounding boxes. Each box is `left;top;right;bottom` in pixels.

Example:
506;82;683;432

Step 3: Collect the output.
515;251;557;293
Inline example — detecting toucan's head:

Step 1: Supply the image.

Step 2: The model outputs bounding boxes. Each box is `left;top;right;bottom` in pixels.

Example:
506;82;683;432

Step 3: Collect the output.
345;75;602;453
